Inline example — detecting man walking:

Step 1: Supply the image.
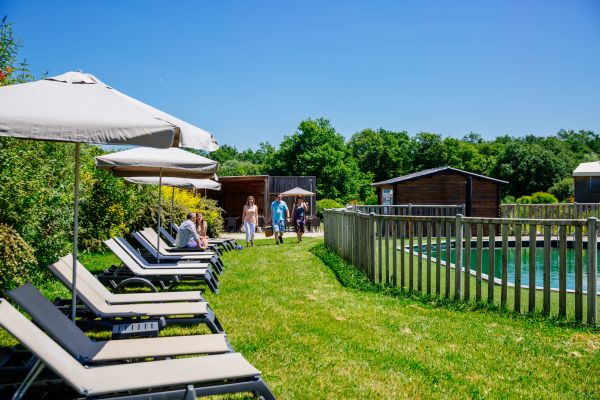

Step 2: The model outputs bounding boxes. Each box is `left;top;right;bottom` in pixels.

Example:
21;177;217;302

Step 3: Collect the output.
271;193;290;244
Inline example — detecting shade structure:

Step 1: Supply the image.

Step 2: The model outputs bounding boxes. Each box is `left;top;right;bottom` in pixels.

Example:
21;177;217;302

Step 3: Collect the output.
96;147;219;256
279;187;315;197
124;177;222;191
0;71;219;321
95;147;219;179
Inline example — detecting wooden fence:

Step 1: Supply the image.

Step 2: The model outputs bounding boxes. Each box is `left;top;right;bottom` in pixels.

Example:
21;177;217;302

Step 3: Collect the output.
501;203;600;220
355;204;464;216
324;208;598;324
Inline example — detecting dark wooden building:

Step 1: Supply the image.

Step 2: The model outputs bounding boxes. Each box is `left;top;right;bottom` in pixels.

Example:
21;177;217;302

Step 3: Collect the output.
573;162;600;203
205;175;316;230
371;167;507;218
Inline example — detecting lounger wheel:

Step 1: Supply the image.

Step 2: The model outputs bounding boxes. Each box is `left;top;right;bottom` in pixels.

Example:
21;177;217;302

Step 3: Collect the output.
113;277;158;293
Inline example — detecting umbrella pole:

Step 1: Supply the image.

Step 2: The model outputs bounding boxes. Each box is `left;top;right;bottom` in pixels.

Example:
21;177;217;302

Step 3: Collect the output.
157;169;163;263
71;143;80;322
170;186;175;236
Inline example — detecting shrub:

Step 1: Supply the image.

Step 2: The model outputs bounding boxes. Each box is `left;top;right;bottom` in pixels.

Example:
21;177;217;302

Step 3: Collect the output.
502;195;516;204
516;195;533;204
530;192;558;204
316;199;344;218
364;194;379;205
162;188;225;237
0;224;38;295
548;178;574;202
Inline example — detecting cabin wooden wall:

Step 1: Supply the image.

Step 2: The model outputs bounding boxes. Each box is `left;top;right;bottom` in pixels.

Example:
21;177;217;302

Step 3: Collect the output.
574;176;600;203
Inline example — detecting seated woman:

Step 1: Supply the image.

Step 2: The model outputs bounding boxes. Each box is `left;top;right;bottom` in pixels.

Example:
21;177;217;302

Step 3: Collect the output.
195;212;210;249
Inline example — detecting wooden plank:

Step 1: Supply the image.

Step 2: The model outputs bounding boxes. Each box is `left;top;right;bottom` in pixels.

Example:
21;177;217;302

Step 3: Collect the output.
575;225;583;321
385;219;390;285
501;224;508;308
464;222;471;301
476;223;483;302
488;223;495;303
409;221;414;290
455;215;463;300
587;218;597;325
559;225;567;317
417;221;423;292
400;221;405;288
378;219;383;284
543;224;551;315
393;220;398;287
445;222;451;298
427;222;432;295
529;224;537;312
514;223;522;313
436;221;442;296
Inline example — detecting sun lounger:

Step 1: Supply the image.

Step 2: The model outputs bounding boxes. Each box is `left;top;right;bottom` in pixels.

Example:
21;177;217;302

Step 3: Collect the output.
140;227;222;255
161;226;234;251
53;254;205;304
0;298;275;399
170;222;238;249
129;233;224;274
48;256;224;332
115;235;223;275
8;283;231;362
101;239;220;293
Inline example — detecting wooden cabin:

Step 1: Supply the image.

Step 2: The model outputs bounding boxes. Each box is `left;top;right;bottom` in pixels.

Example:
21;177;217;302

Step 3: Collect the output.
371;167;507;218
205;175;316;230
573;161;600;203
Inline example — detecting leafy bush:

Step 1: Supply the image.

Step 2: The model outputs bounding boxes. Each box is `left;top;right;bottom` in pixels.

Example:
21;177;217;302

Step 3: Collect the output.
0;224;38;295
501;195;516;204
364;194;379;205
548;178;574;202
162;188;225;237
516;192;558;204
316;199;344;218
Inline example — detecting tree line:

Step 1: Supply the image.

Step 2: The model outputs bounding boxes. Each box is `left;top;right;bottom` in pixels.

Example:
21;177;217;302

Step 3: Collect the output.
202;117;596;204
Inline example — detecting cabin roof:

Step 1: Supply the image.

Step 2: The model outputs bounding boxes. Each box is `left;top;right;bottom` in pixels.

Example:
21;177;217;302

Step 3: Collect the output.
371;166;508;186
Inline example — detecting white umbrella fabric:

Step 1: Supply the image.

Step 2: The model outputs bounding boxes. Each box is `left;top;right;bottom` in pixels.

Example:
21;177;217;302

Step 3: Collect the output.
0;71;219;320
96;147;219;256
279;187;315;197
124;177;221;236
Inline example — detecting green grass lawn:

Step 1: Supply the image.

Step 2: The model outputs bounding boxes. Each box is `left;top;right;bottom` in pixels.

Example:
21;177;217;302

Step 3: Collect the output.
1;237;599;399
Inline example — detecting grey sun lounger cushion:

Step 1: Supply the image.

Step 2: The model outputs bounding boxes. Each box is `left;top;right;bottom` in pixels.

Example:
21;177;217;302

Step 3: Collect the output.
48;257;223;333
102;240;220;292
0;299;275;399
55;254;204;304
7;283;231;362
130;232;224;274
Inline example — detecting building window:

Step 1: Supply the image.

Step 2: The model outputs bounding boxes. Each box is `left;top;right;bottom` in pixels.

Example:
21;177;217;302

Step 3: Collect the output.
589;177;600;192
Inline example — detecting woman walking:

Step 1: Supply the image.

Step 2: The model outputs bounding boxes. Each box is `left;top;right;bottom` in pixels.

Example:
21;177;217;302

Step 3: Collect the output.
293;195;308;243
242;195;258;246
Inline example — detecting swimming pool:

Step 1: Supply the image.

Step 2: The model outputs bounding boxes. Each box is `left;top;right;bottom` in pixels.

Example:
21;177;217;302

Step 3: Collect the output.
427;245;599;292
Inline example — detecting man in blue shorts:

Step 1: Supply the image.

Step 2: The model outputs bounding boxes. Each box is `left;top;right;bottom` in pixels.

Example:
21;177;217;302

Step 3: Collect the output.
271;193;290;244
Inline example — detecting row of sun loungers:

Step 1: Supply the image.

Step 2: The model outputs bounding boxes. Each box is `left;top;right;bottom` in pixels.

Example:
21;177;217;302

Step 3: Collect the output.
0;230;276;399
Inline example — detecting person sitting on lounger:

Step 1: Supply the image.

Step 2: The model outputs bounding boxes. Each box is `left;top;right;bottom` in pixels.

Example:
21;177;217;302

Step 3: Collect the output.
195;212;209;249
174;212;202;248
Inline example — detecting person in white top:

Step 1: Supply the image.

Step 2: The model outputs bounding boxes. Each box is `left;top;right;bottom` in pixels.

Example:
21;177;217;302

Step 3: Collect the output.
241;195;258;247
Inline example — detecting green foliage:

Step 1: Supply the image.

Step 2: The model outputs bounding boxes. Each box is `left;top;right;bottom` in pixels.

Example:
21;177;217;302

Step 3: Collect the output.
316;198;343;217
548;177;574;202
161;188;225;237
516;195;533;204
0;16;36;86
501;195;516;204
269;118;371;202
530;191;559;204
0;223;38;295
217;159;263;176
364;193;378;205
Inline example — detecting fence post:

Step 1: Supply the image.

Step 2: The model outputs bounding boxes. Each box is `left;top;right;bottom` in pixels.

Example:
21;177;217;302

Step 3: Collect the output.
455;214;463;300
587;217;597;325
370;212;377;282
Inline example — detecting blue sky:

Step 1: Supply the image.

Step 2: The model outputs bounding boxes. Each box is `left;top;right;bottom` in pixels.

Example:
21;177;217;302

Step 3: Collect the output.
3;0;600;149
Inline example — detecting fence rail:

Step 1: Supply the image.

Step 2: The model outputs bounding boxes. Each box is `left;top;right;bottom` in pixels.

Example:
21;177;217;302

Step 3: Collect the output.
501;203;600;220
324;208;598;325
354;204;465;216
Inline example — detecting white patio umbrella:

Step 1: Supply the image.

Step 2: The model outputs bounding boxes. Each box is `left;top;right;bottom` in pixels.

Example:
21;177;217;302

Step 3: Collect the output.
279;187;315;197
124;177;221;235
96;147;219;256
0;71;219;320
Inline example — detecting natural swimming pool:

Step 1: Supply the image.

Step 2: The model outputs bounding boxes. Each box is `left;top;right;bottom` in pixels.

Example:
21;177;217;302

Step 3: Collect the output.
427;245;599;292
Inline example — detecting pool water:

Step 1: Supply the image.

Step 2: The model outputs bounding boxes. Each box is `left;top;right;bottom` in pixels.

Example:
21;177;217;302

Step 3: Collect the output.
427;246;599;291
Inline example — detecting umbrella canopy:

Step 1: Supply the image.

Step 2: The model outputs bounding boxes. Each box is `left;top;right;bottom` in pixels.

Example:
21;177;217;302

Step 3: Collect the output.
95;147;218;178
280;187;315;196
124;177;221;190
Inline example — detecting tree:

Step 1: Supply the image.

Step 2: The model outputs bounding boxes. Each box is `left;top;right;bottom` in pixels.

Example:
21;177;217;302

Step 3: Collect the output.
0;16;35;86
269;118;370;202
348;128;413;183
